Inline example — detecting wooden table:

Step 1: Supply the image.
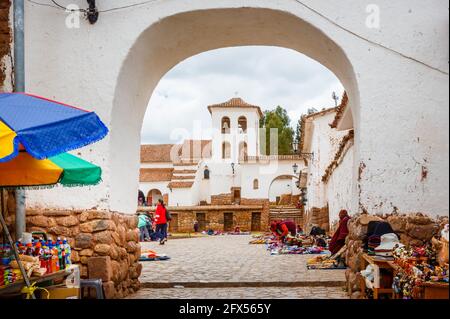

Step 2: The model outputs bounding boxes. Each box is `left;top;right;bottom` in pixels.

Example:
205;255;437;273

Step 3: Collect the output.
360;253;395;299
0;269;72;297
388;260;449;299
422;282;449;299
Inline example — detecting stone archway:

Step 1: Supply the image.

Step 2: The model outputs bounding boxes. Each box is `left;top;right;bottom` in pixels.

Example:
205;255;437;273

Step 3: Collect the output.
146;189;163;207
268;174;300;205
109;7;359;214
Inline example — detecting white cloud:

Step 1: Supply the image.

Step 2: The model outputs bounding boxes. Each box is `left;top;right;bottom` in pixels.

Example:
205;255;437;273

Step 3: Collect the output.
141;46;344;144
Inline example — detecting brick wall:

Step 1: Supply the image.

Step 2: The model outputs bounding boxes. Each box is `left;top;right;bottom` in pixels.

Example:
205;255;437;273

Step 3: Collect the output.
0;0;12;91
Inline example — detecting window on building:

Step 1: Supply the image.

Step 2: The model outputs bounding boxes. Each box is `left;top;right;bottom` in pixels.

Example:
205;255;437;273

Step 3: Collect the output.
239;142;248;161
222;142;231;159
253;179;259;190
238;116;247;133
221;117;231;134
204;166;210;179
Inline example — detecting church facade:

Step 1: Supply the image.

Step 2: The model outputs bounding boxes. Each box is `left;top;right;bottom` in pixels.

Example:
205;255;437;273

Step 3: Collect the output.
139;98;306;232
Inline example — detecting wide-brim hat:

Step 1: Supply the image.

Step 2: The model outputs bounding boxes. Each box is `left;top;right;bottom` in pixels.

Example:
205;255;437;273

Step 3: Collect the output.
375;233;404;252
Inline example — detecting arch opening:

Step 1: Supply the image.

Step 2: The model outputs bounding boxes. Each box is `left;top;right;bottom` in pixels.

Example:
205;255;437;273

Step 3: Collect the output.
110;7;359;213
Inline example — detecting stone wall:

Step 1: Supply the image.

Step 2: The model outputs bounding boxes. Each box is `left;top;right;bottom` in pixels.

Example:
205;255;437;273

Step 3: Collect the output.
210;193;233;205
142;199;270;233
344;212;448;299
1;195;141;299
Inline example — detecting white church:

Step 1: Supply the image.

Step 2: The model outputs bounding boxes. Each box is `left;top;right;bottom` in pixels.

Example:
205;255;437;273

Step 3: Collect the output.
139;97;305;208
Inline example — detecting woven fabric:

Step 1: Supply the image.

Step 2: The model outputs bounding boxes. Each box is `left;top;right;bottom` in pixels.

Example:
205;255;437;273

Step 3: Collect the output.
0;93;108;162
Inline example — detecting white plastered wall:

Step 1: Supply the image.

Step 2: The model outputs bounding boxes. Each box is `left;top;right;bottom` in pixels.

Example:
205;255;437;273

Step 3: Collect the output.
23;0;448;217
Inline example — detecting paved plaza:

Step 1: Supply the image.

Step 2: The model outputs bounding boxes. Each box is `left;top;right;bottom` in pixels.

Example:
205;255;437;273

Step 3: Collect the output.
127;235;347;299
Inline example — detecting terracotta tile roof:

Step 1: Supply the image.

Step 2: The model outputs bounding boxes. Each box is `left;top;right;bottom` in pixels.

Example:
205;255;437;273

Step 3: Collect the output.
208;97;263;117
172;175;196;180
140;144;181;163
140;168;174;182
322;129;354;183
167;181;194;189
330;91;348;128
173;169;197;174
179;140;212;160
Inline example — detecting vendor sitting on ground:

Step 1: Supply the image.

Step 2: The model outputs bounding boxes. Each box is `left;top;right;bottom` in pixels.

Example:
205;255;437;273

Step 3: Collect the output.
270;220;297;243
328;209;351;255
296;225;304;235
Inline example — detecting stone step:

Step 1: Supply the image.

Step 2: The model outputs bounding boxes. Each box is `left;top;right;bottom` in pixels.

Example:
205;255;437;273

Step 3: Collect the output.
140;281;345;289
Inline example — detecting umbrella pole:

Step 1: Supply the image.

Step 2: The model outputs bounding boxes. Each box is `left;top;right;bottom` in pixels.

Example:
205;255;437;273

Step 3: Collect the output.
0;190;35;299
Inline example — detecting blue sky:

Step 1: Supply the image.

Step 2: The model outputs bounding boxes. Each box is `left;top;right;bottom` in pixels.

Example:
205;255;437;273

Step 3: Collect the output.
141;46;344;144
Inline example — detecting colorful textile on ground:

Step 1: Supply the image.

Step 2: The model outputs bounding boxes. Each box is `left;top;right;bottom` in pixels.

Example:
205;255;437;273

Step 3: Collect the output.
227;231;251;235
140;250;170;261
0;151;101;188
267;242;330;255
249;234;277;245
0;93;108;162
306;255;345;269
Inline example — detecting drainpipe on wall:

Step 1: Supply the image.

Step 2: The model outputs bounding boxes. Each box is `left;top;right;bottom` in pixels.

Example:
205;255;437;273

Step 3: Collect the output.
14;0;26;240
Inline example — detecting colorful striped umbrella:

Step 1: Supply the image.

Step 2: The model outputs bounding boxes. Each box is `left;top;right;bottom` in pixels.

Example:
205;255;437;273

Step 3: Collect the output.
0;93;108;163
0;152;101;188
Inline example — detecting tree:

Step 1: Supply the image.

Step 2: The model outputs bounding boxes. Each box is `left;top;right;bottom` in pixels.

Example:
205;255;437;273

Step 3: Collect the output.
260;106;294;155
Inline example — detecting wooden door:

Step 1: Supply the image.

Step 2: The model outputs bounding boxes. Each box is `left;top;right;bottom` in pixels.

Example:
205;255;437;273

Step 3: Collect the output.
251;212;261;231
224;212;234;231
196;213;206;231
168;213;178;233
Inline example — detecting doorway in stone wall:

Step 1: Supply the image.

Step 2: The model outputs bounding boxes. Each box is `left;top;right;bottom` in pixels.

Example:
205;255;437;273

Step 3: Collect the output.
196;213;206;231
251;212;261;231
168;213;178;233
223;212;234;232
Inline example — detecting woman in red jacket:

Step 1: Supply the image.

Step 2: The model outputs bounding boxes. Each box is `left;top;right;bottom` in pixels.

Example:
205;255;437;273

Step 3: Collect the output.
154;199;168;245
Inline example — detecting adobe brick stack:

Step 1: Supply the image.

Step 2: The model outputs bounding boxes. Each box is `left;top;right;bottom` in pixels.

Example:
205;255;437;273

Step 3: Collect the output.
210;193;233;205
344;212;447;299
0;0;12;91
1;202;142;299
304;206;330;233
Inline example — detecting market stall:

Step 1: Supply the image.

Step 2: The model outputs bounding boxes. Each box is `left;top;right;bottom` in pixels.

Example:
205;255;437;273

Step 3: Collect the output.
0;93;108;299
358;223;449;299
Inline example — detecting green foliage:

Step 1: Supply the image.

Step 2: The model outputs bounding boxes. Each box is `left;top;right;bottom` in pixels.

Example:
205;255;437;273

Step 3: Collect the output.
260;106;294;155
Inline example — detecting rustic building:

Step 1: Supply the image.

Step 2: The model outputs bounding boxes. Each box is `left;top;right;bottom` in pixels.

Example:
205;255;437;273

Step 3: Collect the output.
138;97;305;232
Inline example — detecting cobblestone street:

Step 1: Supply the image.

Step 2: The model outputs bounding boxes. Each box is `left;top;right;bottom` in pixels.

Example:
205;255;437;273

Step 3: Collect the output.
127;235;347;299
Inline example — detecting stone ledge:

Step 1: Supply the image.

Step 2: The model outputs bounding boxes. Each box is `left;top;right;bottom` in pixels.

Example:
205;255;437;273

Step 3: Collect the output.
141;281;345;289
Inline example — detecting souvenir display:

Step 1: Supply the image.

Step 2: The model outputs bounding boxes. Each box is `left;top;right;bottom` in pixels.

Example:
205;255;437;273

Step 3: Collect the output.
391;243;449;299
0;235;74;289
